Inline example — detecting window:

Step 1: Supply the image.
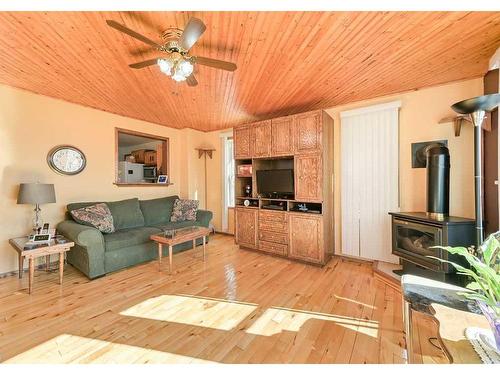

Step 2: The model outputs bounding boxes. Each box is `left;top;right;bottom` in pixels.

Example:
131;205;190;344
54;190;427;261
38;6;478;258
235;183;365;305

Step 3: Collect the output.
115;128;170;185
221;132;235;233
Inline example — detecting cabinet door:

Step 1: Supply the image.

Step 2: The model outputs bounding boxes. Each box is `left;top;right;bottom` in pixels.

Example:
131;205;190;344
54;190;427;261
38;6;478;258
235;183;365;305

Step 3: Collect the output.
294;111;322;154
235;208;258;248
271;116;294;156
251;120;272;158
234;126;252;159
295;153;323;202
131;150;145;163
144;151;156;166
288;214;324;263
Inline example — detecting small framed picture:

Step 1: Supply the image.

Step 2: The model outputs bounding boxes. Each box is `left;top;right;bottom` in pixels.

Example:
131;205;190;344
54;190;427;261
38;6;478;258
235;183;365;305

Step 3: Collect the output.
157;175;169;184
237;164;252;177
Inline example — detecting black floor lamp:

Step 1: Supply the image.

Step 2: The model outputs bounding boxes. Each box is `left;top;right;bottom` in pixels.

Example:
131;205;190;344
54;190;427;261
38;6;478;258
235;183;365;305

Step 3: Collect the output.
451;93;500;247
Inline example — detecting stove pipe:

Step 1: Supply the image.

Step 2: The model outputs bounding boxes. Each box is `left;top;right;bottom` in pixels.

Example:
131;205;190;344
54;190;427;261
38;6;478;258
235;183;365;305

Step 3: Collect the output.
426;144;450;220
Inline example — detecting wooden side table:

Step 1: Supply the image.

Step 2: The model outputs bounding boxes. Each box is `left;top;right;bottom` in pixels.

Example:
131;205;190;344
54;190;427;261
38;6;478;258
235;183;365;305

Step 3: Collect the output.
430;303;490;363
9;236;75;294
401;274;489;363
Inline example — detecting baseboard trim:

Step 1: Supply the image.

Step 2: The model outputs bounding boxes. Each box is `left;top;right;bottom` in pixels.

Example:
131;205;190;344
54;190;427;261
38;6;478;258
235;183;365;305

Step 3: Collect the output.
0;260;62;279
214;231;234;236
334;253;374;265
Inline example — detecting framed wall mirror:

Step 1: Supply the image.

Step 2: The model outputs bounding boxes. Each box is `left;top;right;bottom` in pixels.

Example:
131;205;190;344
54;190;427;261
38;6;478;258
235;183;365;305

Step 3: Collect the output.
115;128;170;186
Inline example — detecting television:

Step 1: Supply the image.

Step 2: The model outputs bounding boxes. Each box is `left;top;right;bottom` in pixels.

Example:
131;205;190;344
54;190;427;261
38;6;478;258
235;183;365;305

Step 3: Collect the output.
256;169;294;196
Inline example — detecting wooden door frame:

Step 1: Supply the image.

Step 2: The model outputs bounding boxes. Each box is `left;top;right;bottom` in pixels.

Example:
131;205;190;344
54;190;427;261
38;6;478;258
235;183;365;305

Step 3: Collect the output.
114;127;170;186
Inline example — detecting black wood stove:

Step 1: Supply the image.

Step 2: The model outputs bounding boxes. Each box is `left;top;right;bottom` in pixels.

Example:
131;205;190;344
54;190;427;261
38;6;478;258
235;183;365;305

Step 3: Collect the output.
389;143;475;284
389;212;474;283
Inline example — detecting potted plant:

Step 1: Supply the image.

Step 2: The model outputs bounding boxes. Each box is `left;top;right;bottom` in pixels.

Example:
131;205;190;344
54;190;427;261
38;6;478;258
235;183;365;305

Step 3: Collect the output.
431;232;499;351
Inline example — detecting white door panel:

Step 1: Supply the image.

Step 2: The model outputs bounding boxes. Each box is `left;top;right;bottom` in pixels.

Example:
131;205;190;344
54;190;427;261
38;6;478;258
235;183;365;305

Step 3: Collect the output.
341;102;400;262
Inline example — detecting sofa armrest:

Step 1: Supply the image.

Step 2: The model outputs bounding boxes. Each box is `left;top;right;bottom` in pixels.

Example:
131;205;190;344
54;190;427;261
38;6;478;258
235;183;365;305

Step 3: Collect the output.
196;209;213;227
56;220;106;278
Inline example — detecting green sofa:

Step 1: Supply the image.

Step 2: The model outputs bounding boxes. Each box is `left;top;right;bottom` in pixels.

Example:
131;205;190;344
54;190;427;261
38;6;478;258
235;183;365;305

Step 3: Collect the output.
56;195;212;279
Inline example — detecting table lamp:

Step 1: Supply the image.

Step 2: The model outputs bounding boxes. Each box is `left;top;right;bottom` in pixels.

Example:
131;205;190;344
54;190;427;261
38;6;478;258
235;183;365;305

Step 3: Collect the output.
17;183;56;233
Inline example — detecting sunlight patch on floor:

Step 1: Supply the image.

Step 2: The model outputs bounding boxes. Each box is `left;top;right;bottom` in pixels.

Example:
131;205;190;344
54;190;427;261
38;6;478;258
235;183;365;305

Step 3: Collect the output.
245;306;379;338
334;295;375;309
5;334;216;364
120;294;257;331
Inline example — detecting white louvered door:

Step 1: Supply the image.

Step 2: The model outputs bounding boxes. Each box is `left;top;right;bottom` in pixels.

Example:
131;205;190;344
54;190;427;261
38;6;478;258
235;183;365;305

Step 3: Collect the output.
341;101;400;262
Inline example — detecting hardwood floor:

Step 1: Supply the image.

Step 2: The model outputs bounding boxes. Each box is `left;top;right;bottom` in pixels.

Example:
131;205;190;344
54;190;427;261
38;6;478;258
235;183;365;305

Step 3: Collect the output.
0;234;446;364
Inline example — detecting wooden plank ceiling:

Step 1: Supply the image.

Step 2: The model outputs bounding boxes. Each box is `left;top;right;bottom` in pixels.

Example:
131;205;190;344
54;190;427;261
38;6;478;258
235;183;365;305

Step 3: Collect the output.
0;11;499;131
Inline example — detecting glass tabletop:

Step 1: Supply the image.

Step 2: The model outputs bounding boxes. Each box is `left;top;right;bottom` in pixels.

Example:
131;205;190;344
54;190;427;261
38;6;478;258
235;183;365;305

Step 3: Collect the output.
10;234;72;251
154;226;207;239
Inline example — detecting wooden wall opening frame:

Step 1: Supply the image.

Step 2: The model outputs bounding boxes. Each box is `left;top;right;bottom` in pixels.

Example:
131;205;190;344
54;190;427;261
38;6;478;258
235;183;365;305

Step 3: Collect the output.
114;127;171;186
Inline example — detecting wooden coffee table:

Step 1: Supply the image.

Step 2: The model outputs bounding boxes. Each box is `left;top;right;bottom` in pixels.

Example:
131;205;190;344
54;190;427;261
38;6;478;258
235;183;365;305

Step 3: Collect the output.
150;226;210;273
9;235;74;294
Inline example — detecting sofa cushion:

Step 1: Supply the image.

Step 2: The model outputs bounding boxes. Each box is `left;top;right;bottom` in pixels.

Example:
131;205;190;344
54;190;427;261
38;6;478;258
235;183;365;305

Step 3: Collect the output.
139;195;179;226
103;226;159;252
67;198;145;230
170;199;199;222
67;201;100;212
107;198;145;230
70;203;115;233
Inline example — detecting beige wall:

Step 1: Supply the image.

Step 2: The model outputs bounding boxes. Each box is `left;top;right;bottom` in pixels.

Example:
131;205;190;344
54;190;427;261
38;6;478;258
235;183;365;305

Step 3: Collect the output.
0;84;221;274
0;77;484;273
181;128;225;232
326;78;483;254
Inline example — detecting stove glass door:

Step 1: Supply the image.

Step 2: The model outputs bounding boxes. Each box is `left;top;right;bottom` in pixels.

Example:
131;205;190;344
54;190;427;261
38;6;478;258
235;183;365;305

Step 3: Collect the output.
393;219;442;260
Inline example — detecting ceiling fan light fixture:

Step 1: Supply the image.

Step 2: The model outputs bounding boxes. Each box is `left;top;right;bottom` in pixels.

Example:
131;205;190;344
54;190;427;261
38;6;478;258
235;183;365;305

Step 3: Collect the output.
157;58;174;76
108;17;237;87
172;71;187;82
178;59;194;77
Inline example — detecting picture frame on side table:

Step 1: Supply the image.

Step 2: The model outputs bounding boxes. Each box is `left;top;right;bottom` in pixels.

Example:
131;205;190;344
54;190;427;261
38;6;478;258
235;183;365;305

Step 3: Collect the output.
157;175;169;184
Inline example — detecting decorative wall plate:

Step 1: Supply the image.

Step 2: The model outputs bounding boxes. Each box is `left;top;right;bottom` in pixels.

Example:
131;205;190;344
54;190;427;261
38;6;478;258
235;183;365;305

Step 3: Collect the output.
47;145;86;175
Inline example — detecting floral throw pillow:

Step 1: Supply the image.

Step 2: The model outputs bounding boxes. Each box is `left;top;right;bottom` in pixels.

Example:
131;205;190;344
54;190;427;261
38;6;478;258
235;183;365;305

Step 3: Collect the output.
70;203;115;233
170;199;199;222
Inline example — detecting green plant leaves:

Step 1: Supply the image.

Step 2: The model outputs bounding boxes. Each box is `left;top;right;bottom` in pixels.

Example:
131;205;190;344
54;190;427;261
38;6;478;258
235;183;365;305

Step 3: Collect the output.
430;232;500;317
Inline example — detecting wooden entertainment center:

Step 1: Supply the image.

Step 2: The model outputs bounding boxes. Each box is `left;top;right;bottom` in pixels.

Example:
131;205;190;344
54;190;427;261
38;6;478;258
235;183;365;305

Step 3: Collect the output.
233;110;334;265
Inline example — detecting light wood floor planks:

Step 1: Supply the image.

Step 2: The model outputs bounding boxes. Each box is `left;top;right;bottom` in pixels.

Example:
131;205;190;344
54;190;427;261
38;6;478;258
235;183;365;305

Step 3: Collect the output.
0;234;447;364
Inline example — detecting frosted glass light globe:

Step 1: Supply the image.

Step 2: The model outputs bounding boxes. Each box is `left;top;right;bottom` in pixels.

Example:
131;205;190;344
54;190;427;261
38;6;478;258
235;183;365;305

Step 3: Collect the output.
172;71;187;82
157;58;174;76
178;59;194;77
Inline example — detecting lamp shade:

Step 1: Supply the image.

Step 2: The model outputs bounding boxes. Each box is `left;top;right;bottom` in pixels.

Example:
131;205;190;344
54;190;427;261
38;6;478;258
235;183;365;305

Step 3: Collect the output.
451;93;500;114
17;183;56;205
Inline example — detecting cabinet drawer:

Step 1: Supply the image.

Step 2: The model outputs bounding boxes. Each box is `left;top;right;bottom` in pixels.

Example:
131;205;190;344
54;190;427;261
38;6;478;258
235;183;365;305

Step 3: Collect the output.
259;210;287;223
259;220;288;233
259;230;288;244
259;241;288;256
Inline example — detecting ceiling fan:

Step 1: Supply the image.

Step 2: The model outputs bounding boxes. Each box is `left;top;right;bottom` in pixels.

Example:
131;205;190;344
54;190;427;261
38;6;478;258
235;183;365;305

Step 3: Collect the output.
106;17;237;87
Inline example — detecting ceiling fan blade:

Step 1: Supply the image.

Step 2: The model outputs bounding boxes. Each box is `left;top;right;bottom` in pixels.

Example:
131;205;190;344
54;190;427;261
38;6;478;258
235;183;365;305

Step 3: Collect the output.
179;17;207;51
106;20;161;49
129;46;157;57
186;74;198;87
194;56;237;71
129;58;159;69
